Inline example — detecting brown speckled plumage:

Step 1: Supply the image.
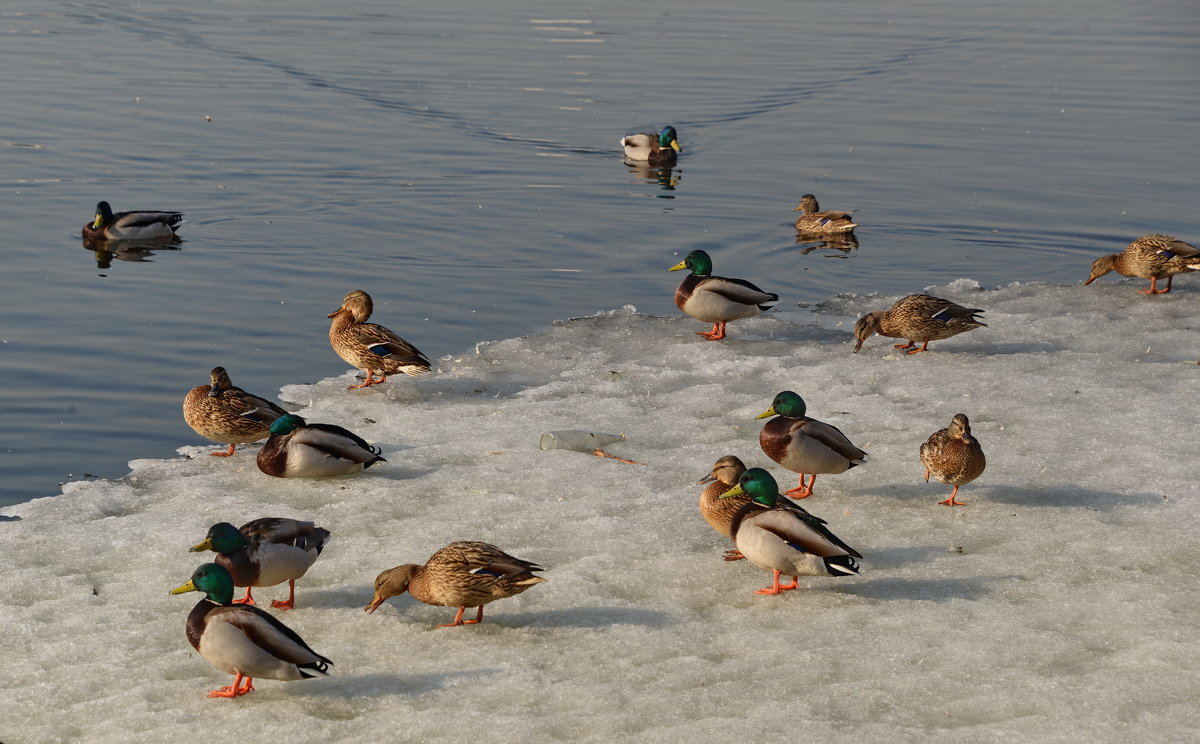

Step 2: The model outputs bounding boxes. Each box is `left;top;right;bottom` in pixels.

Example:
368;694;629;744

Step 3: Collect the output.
182;367;287;456
853;294;986;354
1083;234;1200;294
365;541;545;627
920;413;986;506
328;290;431;389
697;456;750;540
793;194;858;234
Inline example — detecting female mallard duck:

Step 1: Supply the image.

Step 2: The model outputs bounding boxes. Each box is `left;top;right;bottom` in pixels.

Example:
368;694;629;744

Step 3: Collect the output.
853;294;986;354
757;391;867;499
251;413;385;478
920;413;986;506
170;563;331;698
190;519;331;609
793;194;858;234
82;201;184;240
698;455;814;561
620;125;682;166
1083;234;1200;294
668;249;778;340
365;541;546;628
328;290;431;389
182;367;287;457
720;468;861;595
697;455;750;543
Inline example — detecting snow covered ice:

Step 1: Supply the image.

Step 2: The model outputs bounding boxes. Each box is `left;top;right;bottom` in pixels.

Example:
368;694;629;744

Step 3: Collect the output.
2;280;1198;742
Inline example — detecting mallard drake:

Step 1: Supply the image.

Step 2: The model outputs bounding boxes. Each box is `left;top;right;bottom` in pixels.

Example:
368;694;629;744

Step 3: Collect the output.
328;290;431;389
793;194;858;234
82;201;184;240
853;294;986;354
668;250;778;340
698;455;816;561
620;125;682;166
170;563;331;698
757;391;867;498
720;468;861;595
182;367;287;457
250;413;385;478
920;413;986;506
190;519;331;609
365;541;545;628
1083;234;1200;294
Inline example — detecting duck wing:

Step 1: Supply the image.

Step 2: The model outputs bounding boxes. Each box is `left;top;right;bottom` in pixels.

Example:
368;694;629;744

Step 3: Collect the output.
744;509;856;559
296;424;383;462
698;276;779;307
215;605;331;670
797;418;868;462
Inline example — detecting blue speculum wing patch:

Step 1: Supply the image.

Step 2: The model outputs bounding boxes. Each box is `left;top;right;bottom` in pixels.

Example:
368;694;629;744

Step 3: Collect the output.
930;307;953;321
366;343;391;357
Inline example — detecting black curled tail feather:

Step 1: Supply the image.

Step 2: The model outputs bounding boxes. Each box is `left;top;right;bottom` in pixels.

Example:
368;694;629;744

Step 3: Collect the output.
298;657;333;678
823;555;861;577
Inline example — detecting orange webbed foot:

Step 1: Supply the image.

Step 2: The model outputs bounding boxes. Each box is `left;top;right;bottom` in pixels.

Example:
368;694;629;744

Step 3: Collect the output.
210;444;237;457
722;549;745;561
695;322;727;340
348;371;387;389
270;599;295;610
938;486;966;506
208;675;254;697
783;474;815;498
436;607;473;628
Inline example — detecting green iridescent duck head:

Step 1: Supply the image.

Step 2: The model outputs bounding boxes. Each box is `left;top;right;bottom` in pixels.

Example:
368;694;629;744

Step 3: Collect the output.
189;522;248;556
719;467;780;508
658;126;682;152
756;390;807;420
170;563;236;604
668;249;713;276
268;414;306;436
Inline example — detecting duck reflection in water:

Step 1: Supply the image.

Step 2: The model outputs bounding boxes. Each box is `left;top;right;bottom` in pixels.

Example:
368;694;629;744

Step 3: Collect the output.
795;232;858;256
624;160;680;194
82;236;182;270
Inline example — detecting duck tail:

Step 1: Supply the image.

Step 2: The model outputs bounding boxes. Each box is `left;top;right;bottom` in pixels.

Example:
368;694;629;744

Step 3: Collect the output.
298;656;333;678
302;528;332;556
823;555;861;577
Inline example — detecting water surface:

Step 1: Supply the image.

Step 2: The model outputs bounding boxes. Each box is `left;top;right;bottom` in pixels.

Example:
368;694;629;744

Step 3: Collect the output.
1;0;1197;505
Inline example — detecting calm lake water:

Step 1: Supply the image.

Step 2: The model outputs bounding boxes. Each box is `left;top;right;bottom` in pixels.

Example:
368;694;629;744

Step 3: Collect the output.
1;0;1196;507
